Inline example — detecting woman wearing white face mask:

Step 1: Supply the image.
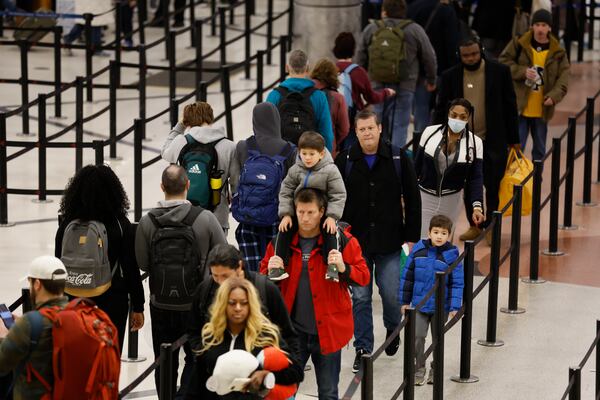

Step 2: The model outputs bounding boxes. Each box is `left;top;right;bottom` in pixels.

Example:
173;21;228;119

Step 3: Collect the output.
414;98;485;239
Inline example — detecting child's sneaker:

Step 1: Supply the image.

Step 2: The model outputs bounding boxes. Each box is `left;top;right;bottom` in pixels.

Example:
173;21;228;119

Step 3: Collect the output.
268;267;289;281
427;368;434;385
415;369;426;386
325;264;339;282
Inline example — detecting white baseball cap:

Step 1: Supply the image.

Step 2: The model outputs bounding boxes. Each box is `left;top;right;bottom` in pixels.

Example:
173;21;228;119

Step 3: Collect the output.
22;256;67;281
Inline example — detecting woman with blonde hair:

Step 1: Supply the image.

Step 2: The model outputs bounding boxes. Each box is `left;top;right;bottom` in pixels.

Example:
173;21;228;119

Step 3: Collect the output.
310;58;350;156
185;277;302;399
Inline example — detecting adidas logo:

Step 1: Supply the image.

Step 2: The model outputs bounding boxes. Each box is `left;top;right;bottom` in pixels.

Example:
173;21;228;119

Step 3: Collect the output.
188;165;202;174
256;174;267;180
381;40;389;47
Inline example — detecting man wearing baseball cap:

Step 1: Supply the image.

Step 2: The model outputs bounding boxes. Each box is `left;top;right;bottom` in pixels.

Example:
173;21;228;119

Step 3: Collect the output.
0;256;68;399
499;8;570;161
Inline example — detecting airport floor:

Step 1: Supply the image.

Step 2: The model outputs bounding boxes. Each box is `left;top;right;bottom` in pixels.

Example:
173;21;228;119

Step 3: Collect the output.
0;2;599;399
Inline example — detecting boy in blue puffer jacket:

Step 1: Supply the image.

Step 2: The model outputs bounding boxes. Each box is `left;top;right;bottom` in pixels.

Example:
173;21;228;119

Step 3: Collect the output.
398;214;464;386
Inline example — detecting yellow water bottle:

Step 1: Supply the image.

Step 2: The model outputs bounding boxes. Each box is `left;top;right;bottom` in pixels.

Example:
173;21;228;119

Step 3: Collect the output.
210;170;224;207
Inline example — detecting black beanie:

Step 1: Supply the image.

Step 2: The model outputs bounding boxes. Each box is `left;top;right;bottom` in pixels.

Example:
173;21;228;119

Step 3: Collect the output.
333;32;356;59
531;9;552;27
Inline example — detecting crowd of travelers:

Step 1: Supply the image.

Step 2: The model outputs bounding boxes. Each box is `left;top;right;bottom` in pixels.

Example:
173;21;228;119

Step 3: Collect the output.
0;0;570;398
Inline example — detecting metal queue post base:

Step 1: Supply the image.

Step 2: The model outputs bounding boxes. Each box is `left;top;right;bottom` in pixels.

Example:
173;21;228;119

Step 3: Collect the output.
522;277;547;284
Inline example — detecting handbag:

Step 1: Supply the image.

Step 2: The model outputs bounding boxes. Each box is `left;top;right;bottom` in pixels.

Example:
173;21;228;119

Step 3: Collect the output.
512;0;530;37
498;148;534;216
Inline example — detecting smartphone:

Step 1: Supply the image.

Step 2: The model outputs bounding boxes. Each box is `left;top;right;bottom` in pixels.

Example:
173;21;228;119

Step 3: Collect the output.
0;304;14;329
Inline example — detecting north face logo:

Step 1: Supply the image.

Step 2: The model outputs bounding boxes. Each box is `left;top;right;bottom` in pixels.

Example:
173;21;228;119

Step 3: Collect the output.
381;40;389;47
188;165;202;174
256;174;267;180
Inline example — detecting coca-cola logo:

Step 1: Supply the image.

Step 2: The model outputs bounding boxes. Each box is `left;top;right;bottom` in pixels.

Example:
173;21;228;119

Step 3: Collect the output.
66;273;94;286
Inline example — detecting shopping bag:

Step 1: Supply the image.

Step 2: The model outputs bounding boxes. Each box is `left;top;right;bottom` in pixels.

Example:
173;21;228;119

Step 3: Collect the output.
499;148;533;216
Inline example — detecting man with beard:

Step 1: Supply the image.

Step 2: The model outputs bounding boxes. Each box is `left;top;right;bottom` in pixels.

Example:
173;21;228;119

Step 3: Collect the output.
0;256;68;399
433;35;520;244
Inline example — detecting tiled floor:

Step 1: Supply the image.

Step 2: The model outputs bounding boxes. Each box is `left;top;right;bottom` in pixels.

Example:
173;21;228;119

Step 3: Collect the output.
0;4;599;399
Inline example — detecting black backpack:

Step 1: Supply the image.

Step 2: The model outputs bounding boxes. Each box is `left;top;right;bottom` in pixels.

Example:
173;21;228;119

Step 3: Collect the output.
275;86;317;144
148;207;203;309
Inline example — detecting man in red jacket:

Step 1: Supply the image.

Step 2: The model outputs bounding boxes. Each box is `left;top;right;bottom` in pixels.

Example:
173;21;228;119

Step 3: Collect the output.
261;188;369;400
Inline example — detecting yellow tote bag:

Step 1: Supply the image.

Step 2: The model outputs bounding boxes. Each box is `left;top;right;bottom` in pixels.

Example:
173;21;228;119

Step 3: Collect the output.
498;149;534;216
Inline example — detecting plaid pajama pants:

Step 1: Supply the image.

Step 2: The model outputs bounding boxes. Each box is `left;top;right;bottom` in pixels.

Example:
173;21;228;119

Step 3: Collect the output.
235;223;278;272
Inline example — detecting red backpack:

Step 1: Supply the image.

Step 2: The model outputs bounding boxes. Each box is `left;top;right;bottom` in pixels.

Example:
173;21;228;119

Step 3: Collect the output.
25;298;121;400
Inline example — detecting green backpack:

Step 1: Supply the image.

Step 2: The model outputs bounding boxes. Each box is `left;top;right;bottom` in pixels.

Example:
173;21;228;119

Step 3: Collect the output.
368;19;413;83
178;135;224;210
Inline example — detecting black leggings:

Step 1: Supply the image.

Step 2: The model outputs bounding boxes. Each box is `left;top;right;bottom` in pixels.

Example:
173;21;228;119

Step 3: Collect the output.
274;218;339;265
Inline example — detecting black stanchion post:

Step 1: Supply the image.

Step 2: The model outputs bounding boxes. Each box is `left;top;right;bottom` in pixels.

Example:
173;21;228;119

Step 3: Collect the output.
170;98;178;129
279;35;287;82
523;160;546;284
114;5;122;86
198;81;207;102
138;0;147;44
195;20;203;100
94;140;104;165
229;1;235;25
219;6;227;65
565;0;574;61
162;0;170;60
84;13;94;102
21;288;32;312
168;31;177;104
256;50;264;103
0;114;13;227
249;0;256;15
543;138;565;256
121;304;147;363
403;307;416;399
211;0;217;36
139;45;147;133
596;319;600;398
560;117;577;230
221;66;234;141
577;0;585;62
451;240;478;383
53;26;63;118
579;98;597;206
360;354;373;400
75;77;84;172
109;61;120;160
18;40;30;136
134;119;143;222
159;343;175;400
569;366;581;400
244;0;251;79
590;0;596;50
33;94;51;204
189;0;196;46
478;212;505;347
287;0;294;40
501;185;525;314
433;272;445;400
266;0;274;64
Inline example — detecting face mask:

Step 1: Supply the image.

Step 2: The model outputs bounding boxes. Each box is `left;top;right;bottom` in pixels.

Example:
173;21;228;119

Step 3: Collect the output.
448;118;467;133
463;58;482;71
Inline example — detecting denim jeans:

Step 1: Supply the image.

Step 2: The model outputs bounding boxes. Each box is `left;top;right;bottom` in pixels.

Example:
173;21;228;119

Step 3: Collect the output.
296;330;341;400
63;24;102;48
374;87;414;148
352;250;402;353
519;115;548;161
413;82;432;135
150;305;194;399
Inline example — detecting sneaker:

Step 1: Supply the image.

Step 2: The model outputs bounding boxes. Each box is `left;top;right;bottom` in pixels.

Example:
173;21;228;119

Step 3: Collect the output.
415;369;426;386
384;329;400;356
268;267;288;281
352;349;369;373
93;50;111;57
459;226;481;241
325;264;339;282
122;38;134;48
427;368;434;385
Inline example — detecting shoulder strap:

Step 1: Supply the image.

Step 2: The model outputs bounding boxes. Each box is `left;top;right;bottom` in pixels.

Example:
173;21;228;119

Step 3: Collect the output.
247;136;259;153
275;86;289;97
390;145;403;193
182;206;204;226
278;142;294;158
375;19;385;29
344;63;359;74
185;134;196;145
424;3;442;33
11;311;45;392
301;86;317;99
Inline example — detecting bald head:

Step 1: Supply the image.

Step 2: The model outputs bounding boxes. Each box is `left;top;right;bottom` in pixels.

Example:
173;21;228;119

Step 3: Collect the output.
161;164;189;197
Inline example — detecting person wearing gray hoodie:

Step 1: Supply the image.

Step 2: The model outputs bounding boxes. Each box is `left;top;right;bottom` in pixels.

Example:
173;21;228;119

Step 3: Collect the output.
161;102;239;232
233;103;297;272
135;164;227;398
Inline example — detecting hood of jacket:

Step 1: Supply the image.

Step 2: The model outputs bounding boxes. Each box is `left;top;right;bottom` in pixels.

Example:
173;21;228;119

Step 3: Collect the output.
149;201;193;225
186;125;226;144
280;77;316;92
252;102;281;140
517;30;565;60
294;148;334;171
415;238;459;262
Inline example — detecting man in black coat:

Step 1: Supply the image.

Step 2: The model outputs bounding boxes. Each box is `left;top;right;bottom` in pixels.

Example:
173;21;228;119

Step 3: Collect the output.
433;36;520;243
335;109;421;373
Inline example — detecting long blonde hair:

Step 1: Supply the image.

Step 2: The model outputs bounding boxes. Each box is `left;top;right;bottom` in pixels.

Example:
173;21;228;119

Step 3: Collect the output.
199;277;280;354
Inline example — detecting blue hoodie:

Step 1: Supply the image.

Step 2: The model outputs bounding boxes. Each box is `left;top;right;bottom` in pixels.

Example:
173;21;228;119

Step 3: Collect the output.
266;77;334;152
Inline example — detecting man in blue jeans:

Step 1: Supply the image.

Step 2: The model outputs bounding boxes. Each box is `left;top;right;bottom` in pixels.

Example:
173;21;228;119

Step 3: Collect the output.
335;109;421;372
356;0;437;147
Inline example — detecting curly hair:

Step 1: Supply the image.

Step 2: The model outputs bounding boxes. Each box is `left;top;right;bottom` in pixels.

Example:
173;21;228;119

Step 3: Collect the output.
59;165;130;222
198;277;280;354
310;58;339;90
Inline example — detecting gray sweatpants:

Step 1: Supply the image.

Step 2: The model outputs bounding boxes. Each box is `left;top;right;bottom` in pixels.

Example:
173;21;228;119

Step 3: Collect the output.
415;310;449;374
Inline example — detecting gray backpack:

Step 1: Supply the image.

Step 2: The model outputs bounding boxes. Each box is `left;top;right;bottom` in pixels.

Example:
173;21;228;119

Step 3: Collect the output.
61;219;121;297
